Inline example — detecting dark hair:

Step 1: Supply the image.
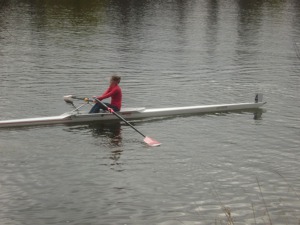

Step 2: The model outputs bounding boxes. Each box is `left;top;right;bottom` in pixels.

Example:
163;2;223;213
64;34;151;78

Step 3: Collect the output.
111;75;121;83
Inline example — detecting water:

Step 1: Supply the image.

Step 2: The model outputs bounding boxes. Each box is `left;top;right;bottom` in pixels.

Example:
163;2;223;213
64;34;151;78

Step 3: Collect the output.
1;0;300;224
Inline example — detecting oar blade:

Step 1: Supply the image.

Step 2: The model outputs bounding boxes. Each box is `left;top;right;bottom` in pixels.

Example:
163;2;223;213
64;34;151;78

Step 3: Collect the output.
144;136;161;147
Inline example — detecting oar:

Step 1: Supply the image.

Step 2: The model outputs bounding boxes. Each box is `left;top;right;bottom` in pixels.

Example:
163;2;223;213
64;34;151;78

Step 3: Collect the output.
93;98;161;147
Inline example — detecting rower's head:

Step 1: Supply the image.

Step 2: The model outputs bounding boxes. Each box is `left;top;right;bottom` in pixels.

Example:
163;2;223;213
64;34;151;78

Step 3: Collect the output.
110;75;121;85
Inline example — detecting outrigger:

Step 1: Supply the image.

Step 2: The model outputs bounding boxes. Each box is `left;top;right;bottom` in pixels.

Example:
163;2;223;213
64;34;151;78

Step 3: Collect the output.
0;93;266;129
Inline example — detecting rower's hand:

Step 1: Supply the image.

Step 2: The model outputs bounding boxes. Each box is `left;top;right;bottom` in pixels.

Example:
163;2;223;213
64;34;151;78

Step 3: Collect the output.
107;107;114;113
92;96;97;103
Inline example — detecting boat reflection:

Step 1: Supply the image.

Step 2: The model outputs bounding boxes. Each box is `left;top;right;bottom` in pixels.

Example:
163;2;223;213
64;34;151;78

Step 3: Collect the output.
89;122;124;169
64;121;123;146
89;122;123;147
253;108;264;120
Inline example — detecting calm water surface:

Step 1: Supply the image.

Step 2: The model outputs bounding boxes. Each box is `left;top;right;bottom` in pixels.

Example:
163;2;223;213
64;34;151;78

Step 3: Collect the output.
1;0;300;224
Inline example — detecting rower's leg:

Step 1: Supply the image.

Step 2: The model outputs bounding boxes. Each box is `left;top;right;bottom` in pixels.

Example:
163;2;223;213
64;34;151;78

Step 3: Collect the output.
89;103;101;113
101;103;120;112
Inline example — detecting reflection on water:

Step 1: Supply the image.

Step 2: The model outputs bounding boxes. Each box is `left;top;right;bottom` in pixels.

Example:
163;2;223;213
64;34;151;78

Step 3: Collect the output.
65;122;123;146
89;122;122;147
64;122;124;169
89;122;124;170
253;108;264;120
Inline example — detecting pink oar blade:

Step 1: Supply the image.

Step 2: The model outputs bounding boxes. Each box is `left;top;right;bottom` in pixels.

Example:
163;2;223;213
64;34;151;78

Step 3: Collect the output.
144;136;161;147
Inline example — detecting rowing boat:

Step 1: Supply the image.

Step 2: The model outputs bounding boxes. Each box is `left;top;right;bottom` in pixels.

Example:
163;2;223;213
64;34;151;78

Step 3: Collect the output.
0;94;266;128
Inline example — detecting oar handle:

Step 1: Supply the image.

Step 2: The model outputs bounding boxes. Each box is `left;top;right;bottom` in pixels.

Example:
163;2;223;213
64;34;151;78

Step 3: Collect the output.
63;95;94;103
72;96;93;102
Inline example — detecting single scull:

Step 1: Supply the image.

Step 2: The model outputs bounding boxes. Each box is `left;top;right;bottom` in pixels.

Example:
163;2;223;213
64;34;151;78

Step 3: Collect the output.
0;94;266;128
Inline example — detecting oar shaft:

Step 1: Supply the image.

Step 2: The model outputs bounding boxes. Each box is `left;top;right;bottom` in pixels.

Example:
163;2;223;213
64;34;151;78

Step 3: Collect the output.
94;98;146;138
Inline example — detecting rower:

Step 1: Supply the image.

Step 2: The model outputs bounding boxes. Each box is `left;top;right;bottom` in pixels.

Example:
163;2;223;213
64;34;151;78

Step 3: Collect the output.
89;75;122;113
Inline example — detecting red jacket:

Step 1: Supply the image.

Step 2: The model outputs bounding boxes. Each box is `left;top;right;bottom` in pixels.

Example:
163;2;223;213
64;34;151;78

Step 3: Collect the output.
97;85;122;110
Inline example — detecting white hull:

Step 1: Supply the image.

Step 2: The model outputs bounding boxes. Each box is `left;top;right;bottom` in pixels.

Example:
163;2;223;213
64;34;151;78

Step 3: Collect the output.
0;101;266;128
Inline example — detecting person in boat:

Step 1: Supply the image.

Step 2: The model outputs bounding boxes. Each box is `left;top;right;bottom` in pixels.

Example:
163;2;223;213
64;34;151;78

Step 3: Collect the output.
89;75;122;113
